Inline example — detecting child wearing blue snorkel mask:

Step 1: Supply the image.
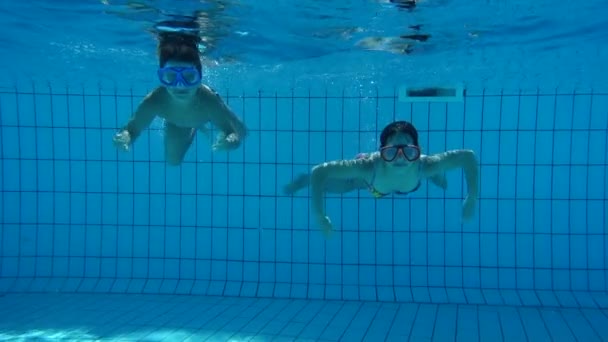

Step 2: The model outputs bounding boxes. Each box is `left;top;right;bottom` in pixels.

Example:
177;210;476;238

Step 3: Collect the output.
113;33;247;165
283;121;479;237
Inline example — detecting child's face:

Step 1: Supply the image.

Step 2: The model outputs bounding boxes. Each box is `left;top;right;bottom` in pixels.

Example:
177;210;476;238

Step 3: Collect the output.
158;60;201;100
380;132;420;167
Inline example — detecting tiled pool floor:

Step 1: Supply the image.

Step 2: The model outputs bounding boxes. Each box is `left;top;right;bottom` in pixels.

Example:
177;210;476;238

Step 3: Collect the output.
0;293;607;341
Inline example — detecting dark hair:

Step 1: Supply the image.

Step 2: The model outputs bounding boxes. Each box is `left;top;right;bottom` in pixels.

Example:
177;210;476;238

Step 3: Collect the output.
158;37;202;72
155;18;203;73
379;120;419;147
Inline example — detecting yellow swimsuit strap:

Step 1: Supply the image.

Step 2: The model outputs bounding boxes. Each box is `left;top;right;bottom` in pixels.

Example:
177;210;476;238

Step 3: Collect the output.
368;185;388;198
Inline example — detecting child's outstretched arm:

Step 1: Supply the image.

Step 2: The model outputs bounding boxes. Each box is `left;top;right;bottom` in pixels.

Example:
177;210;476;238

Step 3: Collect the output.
421;149;479;219
203;86;247;151
310;158;373;235
113;88;163;151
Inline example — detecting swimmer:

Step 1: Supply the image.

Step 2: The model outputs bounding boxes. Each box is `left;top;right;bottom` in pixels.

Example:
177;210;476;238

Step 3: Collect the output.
283;120;478;237
356;36;414;55
113;32;247;165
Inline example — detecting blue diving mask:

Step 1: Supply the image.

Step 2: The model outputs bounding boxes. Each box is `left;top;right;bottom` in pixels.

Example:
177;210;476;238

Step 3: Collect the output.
157;66;201;87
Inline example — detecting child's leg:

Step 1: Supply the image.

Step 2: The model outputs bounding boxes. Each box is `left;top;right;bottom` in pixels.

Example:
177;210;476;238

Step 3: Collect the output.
165;123;195;165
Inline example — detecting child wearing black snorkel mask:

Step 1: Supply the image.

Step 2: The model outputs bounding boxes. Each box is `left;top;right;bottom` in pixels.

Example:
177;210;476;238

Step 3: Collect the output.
284;120;479;237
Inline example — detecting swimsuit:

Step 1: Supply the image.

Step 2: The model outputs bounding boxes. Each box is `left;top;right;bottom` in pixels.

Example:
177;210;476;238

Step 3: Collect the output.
355;152;421;198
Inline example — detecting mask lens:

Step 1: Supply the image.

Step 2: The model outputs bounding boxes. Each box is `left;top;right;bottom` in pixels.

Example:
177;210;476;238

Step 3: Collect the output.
159;69;178;85
158;67;200;87
380;146;399;161
403;145;420;161
181;69;200;84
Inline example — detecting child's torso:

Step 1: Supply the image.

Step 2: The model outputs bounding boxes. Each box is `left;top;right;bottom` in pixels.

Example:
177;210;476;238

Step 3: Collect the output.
366;156;422;195
157;86;221;128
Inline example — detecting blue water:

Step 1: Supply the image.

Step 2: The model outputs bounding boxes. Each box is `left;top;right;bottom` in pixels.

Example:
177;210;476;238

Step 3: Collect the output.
2;0;608;90
1;0;608;341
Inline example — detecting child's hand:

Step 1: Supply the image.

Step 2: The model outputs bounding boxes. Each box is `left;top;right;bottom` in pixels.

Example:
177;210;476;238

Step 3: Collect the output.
462;195;477;221
283;174;310;195
283;182;298;195
318;215;333;239
212;133;239;151
113;130;131;151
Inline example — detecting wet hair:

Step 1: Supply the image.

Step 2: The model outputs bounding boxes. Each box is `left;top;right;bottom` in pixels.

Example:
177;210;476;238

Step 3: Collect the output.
379;120;419;147
157;29;202;73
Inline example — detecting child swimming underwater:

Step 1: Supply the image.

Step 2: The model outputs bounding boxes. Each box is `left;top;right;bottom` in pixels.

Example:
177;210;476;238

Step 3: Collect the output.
113;32;246;165
284;120;478;237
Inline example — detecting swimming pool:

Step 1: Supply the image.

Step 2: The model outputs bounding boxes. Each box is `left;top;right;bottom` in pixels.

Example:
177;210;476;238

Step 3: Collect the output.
1;0;607;341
